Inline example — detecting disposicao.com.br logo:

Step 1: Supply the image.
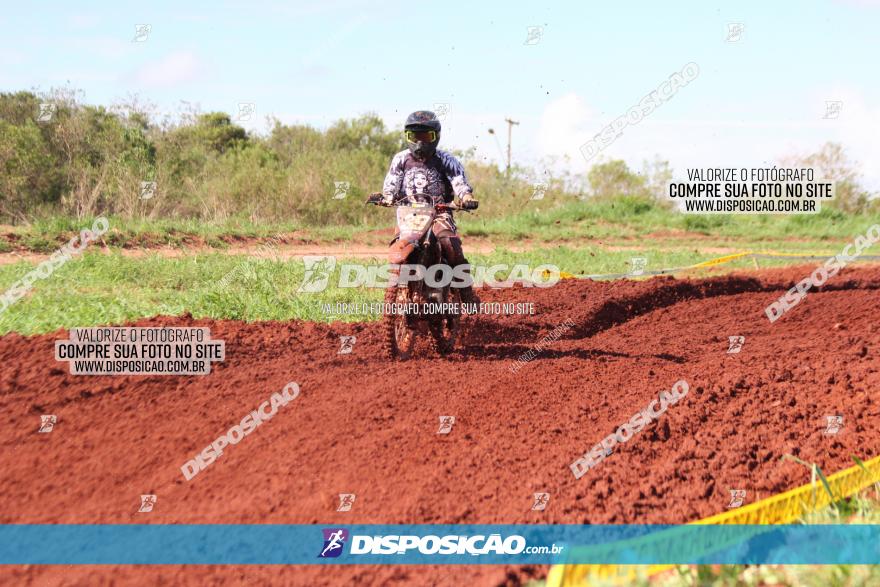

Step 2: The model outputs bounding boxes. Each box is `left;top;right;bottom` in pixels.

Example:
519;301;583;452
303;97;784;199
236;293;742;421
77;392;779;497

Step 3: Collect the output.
317;529;562;558
318;528;349;558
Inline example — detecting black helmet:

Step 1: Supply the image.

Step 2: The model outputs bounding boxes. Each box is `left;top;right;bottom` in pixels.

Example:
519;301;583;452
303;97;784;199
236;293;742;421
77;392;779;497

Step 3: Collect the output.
404;110;441;159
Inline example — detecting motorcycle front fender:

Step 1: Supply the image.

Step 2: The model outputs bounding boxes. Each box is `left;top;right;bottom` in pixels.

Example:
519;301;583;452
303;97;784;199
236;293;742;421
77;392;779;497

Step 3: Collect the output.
389;240;416;265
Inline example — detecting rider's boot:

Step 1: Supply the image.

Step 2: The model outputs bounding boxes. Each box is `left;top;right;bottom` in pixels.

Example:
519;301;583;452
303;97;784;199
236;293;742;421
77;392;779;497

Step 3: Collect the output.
461;284;480;306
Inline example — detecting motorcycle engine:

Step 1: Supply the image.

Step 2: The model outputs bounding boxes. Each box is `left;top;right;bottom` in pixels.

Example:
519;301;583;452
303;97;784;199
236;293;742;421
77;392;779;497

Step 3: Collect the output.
426;288;444;304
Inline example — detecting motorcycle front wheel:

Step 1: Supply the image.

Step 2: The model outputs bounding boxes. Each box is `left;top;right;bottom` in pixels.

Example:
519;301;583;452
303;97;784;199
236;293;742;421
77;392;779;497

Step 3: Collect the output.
382;267;416;360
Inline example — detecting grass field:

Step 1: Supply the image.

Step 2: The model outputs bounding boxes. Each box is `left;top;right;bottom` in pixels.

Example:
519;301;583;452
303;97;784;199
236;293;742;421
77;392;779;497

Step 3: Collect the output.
0;204;880;334
3;199;879;253
2;200;879;335
2;241;876;336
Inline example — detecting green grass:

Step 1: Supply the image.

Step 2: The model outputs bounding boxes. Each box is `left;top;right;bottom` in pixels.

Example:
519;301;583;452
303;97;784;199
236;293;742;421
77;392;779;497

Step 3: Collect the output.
0;204;876;336
1;215;372;252
468;199;880;244
0;239;867;335
4;202;879;253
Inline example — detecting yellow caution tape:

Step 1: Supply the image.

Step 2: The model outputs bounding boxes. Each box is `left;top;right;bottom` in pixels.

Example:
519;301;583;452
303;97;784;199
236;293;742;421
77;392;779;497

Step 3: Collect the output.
548;454;880;586
543;269;578;280
688;251;752;268
552;250;880;282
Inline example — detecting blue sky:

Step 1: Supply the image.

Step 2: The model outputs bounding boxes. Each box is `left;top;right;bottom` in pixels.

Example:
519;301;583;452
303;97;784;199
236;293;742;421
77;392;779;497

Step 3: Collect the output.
2;0;878;187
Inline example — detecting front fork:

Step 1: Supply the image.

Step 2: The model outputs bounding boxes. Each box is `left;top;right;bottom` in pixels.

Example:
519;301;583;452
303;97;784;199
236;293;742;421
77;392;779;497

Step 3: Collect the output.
398;239;444;323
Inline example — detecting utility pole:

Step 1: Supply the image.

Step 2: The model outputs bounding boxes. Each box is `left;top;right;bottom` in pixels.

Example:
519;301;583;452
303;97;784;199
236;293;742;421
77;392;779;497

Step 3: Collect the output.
504;117;519;177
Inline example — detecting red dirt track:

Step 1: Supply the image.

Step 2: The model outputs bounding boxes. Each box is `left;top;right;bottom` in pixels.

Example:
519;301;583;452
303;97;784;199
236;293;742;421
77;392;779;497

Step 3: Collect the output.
2;265;879;586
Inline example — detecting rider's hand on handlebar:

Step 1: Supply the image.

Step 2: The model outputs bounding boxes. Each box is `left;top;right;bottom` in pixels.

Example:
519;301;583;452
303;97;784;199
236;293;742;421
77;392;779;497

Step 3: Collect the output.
460;193;479;210
366;192;393;206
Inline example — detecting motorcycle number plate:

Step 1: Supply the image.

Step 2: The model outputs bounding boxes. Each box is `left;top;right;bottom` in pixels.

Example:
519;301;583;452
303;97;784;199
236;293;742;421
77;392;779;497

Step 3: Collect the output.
399;212;431;232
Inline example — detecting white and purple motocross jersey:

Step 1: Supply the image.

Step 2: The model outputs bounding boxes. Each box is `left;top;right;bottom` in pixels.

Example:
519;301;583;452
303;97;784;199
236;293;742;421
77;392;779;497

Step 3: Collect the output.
381;149;473;207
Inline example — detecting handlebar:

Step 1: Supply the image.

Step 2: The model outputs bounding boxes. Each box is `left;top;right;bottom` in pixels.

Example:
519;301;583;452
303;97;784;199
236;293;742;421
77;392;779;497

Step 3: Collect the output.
365;193;478;211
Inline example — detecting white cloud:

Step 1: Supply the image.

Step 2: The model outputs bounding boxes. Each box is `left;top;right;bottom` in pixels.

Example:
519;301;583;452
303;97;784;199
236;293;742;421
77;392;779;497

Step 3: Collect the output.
132;50;203;88
536;93;596;159
820;87;880;189
528;89;879;191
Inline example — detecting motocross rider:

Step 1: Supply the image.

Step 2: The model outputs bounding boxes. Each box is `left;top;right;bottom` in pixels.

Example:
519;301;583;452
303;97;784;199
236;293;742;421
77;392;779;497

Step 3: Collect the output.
380;110;480;304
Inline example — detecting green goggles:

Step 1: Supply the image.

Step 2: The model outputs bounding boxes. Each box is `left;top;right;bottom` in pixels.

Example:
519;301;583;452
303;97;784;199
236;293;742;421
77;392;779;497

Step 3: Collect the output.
405;129;437;143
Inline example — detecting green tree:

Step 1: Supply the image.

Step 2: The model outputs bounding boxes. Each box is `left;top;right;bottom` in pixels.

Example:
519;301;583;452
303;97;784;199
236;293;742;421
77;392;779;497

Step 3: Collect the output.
781;142;876;214
588;160;648;199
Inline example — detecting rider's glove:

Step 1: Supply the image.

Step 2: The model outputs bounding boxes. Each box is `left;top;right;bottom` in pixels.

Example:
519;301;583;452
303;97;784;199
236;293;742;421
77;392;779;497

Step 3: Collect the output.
381;193;395;206
460;193;478;210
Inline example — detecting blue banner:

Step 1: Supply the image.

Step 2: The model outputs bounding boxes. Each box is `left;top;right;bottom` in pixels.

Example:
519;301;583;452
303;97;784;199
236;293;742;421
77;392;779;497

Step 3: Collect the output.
0;524;879;565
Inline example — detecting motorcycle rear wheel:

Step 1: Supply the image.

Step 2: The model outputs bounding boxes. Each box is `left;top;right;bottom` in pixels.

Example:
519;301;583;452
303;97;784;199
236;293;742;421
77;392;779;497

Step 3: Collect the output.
429;287;461;356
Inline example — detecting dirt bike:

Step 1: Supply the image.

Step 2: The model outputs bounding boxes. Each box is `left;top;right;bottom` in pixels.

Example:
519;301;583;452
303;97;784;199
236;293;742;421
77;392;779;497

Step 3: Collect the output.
366;193;478;360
